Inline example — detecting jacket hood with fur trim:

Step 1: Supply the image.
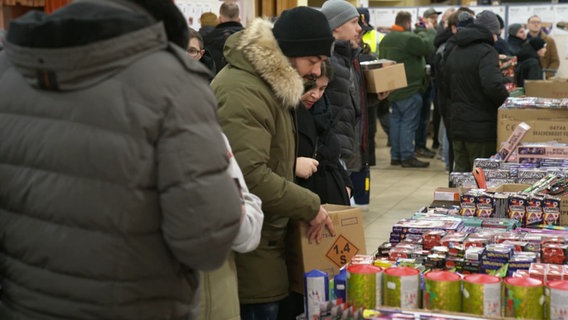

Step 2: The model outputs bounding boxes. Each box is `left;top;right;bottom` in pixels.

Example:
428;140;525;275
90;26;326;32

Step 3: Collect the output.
222;18;304;108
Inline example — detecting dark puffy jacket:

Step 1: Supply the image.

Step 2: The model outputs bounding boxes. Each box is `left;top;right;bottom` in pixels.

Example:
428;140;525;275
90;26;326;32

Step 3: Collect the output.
432;28;455;121
444;24;509;143
296;96;351;205
494;36;513;55
326;40;366;171
507;35;526;56
516;43;543;87
203;21;243;74
0;1;241;319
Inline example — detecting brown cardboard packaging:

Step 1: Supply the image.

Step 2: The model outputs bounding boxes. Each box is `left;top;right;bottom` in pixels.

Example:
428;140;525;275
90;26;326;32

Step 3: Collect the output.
524;79;568;98
363;63;408;93
497;107;568;147
286;204;366;294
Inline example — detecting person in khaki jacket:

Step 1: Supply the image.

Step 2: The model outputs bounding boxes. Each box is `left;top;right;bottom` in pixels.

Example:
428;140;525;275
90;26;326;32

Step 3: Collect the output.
526;14;560;79
212;7;336;320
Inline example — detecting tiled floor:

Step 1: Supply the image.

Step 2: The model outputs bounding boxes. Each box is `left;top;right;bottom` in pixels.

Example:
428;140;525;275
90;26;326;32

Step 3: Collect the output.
363;128;449;254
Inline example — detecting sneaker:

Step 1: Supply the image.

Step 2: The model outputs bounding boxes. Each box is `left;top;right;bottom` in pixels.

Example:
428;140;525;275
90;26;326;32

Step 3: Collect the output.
557;21;568;31
401;157;430;168
415;147;435;158
390;159;401;165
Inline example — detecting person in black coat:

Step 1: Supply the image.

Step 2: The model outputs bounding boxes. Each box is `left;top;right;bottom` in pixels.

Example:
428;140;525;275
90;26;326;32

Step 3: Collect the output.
203;1;243;74
507;23;527;56
295;60;352;206
516;37;547;87
444;11;509;172
187;28;216;74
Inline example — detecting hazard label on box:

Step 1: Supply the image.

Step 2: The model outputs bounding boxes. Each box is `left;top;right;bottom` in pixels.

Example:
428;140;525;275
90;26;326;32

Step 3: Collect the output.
326;235;359;267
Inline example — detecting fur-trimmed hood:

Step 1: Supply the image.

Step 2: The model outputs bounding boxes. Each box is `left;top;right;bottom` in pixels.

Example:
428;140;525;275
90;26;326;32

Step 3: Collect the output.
223;18;304;108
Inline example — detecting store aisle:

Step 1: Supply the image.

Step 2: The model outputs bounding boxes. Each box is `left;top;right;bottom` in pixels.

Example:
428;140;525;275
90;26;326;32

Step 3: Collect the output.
364;128;449;254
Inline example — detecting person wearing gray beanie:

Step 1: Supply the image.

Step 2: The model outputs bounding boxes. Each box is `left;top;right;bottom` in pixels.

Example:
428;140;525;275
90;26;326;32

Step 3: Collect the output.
508;23;523;38
321;0;376;209
507;23;527;55
456;11;474;31
474;10;501;36
321;0;359;30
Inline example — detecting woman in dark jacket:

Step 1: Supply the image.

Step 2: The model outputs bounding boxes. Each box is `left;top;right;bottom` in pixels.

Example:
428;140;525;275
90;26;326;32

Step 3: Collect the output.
516;37;547;87
296;61;352;205
507;23;527;56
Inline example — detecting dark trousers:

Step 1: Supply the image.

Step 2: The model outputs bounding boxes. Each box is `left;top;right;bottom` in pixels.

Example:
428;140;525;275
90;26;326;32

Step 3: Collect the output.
453;140;497;172
241;301;280;320
350;166;370;205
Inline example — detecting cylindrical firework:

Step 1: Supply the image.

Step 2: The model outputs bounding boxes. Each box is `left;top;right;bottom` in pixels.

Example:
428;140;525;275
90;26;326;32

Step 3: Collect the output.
462;274;502;317
346;264;383;309
423;270;461;312
334;268;347;301
546;280;568;320
504;277;544;320
304;269;328;320
382;267;421;309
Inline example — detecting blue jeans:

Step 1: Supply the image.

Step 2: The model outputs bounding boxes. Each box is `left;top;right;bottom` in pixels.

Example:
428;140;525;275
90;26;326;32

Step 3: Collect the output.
240;302;279;320
415;82;434;149
390;93;422;161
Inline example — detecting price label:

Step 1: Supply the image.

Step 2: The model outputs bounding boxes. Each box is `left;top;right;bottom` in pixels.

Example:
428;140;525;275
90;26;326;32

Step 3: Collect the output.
326;235;359;267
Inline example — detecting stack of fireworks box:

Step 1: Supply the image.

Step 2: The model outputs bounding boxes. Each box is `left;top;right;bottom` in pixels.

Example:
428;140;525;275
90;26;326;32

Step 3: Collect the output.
378;222;568;277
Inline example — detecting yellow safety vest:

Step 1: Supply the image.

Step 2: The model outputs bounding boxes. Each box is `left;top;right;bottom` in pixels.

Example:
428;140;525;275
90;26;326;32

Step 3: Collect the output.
362;30;385;56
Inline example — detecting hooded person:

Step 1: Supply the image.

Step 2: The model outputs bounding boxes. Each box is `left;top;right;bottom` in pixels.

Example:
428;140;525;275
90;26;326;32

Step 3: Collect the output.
443;10;509;172
516;37;547;86
507;23;527;55
0;0;243;319
494;14;513;55
211;6;336;320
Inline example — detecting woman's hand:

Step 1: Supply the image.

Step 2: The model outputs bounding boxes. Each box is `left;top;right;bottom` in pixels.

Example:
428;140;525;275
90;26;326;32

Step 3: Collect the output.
295;157;319;179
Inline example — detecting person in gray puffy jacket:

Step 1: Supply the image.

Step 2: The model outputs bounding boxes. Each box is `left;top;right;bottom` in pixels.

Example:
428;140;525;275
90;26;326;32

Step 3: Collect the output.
0;0;242;319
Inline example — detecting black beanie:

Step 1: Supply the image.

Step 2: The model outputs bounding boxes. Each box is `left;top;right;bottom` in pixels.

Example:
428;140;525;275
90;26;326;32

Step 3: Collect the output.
529;37;546;51
273;7;334;58
130;0;189;48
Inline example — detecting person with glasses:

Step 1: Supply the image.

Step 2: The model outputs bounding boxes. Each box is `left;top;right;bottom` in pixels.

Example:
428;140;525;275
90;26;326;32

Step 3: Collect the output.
526;15;559;79
188;27;216;73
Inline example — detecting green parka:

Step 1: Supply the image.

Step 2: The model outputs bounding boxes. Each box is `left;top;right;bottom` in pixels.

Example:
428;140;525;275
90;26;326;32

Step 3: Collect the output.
379;26;436;102
211;18;321;303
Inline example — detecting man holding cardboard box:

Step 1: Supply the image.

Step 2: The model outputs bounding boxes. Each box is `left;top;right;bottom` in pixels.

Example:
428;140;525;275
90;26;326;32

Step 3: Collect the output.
379;11;436;168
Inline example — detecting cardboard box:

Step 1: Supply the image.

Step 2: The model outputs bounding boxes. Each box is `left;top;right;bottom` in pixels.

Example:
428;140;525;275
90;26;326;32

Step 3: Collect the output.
497;107;568;147
287;204;366;294
524;79;568;98
364;63;407;93
434;187;460;202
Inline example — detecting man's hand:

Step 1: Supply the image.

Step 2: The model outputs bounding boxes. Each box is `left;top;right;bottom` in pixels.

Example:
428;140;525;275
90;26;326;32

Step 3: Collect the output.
308;206;336;244
296;157;319;179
